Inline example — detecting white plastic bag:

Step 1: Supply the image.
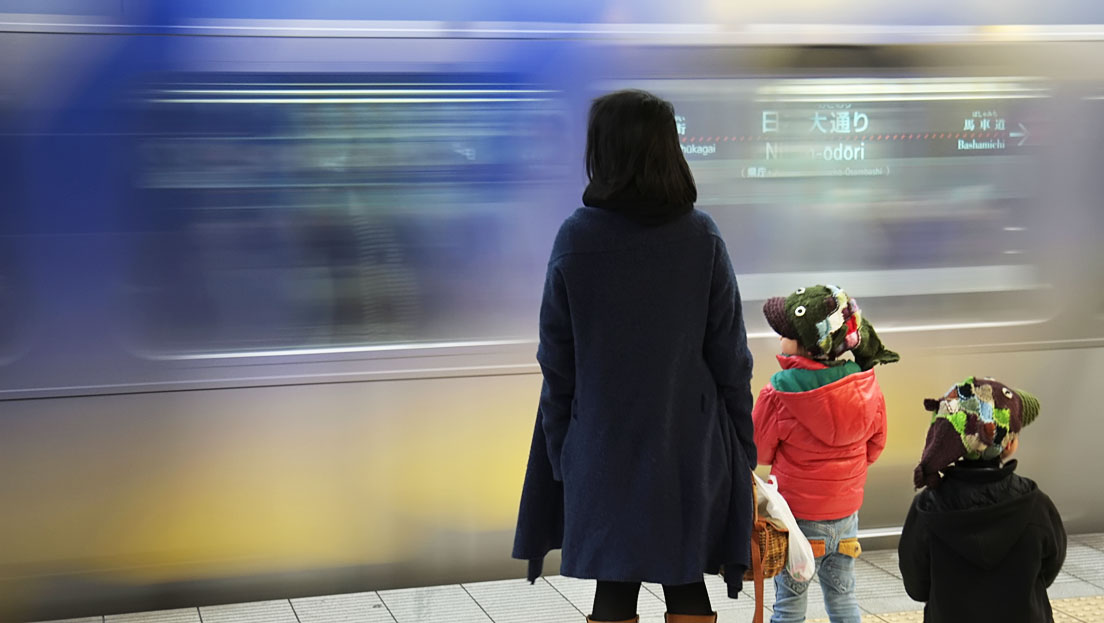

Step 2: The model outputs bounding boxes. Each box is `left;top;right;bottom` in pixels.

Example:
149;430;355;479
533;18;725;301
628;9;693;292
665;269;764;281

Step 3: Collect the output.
753;472;816;582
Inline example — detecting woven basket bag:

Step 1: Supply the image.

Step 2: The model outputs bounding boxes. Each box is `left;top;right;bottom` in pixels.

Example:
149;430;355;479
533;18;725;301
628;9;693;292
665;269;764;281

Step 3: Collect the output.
744;474;789;623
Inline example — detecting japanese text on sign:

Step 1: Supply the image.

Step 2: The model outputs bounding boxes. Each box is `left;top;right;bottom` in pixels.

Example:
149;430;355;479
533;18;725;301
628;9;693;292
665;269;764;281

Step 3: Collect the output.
811;111;869;134
759;109;872;134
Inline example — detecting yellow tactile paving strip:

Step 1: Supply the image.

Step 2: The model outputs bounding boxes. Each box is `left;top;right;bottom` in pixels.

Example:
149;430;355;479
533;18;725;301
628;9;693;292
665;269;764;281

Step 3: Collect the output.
1053;596;1104;622
803;595;1104;623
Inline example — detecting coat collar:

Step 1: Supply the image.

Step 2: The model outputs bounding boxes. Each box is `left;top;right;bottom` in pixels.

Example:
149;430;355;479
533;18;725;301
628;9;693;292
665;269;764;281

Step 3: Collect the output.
944;459;1018;484
775;354;829;371
581;183;692;226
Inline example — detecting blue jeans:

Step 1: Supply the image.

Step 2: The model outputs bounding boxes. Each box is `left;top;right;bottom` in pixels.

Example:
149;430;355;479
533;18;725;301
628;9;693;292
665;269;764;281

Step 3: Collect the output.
770;512;861;623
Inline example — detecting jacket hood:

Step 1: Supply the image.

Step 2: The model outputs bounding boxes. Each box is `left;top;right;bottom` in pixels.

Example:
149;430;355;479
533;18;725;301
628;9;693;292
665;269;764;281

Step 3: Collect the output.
771;355;883;447
917;465;1040;570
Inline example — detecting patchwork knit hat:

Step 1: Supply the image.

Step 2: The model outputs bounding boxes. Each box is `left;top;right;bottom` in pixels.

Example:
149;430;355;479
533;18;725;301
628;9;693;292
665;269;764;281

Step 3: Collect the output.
763;284;899;371
913;377;1041;489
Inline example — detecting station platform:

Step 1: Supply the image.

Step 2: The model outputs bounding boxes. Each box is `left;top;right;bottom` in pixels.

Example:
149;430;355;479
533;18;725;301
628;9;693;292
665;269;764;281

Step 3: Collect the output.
34;533;1104;623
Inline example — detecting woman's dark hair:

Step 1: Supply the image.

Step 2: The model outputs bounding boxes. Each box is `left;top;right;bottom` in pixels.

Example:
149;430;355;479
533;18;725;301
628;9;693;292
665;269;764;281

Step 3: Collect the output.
582;89;696;222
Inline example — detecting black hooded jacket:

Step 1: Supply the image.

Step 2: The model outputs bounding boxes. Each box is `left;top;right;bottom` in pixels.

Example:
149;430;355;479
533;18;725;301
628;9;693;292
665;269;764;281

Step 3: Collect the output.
898;459;1066;622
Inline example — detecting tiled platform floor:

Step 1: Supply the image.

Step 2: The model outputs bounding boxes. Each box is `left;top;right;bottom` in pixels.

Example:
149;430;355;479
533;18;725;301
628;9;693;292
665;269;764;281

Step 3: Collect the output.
33;533;1104;623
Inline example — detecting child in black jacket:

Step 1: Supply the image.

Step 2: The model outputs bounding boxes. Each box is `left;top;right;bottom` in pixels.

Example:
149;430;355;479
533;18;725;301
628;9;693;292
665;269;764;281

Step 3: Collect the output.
898;377;1066;623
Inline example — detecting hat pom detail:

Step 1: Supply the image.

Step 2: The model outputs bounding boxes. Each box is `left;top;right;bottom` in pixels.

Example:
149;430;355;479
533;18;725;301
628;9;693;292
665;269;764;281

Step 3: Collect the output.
1017;390;1041;427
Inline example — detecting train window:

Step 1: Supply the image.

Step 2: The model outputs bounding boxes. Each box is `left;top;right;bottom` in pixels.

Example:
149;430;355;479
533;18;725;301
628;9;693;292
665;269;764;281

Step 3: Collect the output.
0;246;14;357
125;74;570;355
635;76;1054;333
1086;90;1104;320
0;126;21;360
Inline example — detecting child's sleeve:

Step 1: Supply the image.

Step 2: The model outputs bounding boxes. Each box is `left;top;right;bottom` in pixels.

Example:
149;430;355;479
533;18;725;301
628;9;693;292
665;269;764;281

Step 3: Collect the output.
1039;492;1068;588
752;386;780;466
898;496;931;602
866;389;888;465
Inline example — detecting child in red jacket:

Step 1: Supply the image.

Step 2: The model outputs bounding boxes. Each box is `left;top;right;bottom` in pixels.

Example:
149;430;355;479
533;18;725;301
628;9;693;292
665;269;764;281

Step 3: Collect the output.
753;285;898;623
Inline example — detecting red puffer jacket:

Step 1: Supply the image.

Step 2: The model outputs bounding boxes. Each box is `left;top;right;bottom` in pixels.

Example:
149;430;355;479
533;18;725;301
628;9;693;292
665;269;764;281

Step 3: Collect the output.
753;355;888;520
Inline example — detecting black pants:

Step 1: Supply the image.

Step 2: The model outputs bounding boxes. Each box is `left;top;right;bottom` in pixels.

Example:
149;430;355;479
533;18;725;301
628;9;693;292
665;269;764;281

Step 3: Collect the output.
591;580;712;620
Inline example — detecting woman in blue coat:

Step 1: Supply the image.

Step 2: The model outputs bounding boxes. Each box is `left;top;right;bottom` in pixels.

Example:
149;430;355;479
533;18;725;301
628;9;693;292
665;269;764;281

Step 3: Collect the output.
513;90;757;623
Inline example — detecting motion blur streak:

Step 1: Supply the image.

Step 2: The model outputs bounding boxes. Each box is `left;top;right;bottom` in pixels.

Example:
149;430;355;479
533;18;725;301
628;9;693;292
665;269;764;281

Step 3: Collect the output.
2;1;1104;620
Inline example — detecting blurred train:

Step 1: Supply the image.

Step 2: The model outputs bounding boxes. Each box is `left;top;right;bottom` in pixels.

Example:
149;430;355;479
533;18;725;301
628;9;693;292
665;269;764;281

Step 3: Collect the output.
3;2;1104;620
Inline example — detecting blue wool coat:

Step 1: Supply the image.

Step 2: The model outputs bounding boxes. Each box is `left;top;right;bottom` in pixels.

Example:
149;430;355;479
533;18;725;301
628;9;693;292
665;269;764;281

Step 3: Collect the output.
512;206;756;597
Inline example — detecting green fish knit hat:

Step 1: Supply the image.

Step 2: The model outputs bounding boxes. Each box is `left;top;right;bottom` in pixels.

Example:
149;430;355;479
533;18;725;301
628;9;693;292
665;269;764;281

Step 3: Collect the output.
763;284;899;371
